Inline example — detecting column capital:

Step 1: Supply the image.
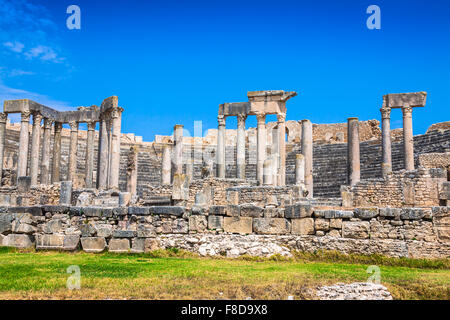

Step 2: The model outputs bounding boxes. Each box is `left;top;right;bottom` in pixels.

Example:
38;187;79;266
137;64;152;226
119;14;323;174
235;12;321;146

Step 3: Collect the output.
111;108;123;119
0;113;7;124
21;111;31;122
43;118;53;129
87;121;96;131
256;113;266;125
69;121;79;131
217;115;226;126
277;113;286;123
32;113;43;125
402;106;413;117
237;114;247;125
380;107;391;119
54;122;63;132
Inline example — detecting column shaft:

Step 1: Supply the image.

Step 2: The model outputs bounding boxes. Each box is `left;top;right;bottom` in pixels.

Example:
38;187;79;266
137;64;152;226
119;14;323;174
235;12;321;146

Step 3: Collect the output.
402;106;414;171
162;145;172;185
109;109;122;189
68;121;78;182
301;120;313;198
277;114;286;186
17;111;31;179
236;114;246;179
380;107;392;176
30;113;42;185
85;122;96;188
51;122;62;183
295;154;305;185
256;114;266;185
347;117;361;186
97;117;109;189
126;146;138;196
40;119;52;184
0;113;7;181
216;116;226;178
173;125;184;175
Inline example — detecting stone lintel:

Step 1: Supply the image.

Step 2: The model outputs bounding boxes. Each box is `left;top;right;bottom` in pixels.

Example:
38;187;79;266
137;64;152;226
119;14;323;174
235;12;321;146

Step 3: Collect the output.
383;92;427;109
219;102;250;116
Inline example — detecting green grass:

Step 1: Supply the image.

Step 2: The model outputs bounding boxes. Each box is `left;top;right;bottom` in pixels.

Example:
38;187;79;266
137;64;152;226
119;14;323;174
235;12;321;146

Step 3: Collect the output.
0;247;448;300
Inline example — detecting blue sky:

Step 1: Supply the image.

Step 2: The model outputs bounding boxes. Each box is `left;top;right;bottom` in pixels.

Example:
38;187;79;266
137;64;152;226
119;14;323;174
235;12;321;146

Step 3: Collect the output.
0;0;449;140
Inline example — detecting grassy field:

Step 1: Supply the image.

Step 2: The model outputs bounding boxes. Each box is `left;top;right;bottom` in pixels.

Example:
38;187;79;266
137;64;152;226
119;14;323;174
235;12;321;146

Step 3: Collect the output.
0;247;449;300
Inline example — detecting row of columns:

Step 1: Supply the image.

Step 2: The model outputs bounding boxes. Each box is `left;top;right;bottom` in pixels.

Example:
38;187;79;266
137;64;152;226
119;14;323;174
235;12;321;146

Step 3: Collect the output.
0;109;122;190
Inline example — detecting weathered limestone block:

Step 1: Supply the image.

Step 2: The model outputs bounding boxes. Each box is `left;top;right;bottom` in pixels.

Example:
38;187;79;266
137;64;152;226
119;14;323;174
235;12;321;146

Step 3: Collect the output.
8;206;43;216
43;219;63;234
240;204;264;217
379;208;402;219
223;217;252;234
400;208;425;220
112;230;137;238
209;205;226;216
328;229;341;237
208;215;223;230
60;181;73;205
315;218;330;231
263;207;284;218
76;192;93;206
253;218;290;235
314;210;354;219
172;219;189;234
0;195;11;206
149;206;185;217
226;205;240;217
172;174;189;200
119;192;131;207
342;221;370;239
108;238;130;253
80;223;97;237
354;208;379;219
81;237;106;253
0;213;13;234
36;234;79;251
11;220;36;234
330;218;343;229
131;238;160;253
0;234;4;246
137;224;156;238
432;206;450;242
189;215;207;232
285;203;313;218
3;234;34;248
128;207;150;215
80;207;113;218
95;224;113;238
17;176;31;193
291;218;315;235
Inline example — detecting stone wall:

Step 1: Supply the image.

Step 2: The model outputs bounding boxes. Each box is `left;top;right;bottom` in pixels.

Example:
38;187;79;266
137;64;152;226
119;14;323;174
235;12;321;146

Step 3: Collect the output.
0;204;449;259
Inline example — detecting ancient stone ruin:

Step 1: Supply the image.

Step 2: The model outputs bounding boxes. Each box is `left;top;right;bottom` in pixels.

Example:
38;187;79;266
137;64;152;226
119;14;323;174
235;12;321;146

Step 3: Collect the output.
0;90;449;259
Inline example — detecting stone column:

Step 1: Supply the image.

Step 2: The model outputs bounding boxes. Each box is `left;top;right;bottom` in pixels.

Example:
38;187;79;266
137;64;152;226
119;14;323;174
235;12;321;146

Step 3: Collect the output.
216;115;226;178
126;145;138;196
236;114;246;179
256;113;266;185
29;113;42;185
67;121;79;182
301;119;313;198
263;158;273;185
380;107;392;177
277;113;286;186
97;116;109;189
51;122;62;183
40;119;52;184
347;117;361;186
109;108;123;189
162;145;172;185
173;124;184;175
295;154;305;185
85;121;96;188
0;113;7;180
17;111;31;179
402;106;414;171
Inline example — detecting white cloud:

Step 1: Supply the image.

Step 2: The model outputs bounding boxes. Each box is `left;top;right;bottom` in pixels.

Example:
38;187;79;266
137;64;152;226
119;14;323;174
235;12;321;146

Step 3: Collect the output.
3;41;24;53
24;45;63;63
9;69;35;77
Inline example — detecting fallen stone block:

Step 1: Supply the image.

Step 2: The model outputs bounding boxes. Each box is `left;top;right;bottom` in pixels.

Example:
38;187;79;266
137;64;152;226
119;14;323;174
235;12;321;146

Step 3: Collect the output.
291;218;315;235
342;221;370;239
3;234;34;248
253;218;291;235
81;237;106;253
285;203;313;218
149;206;185;217
108;238;130;253
208;215;223;230
189;215;207;232
223;217;252;234
354;208;379;219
